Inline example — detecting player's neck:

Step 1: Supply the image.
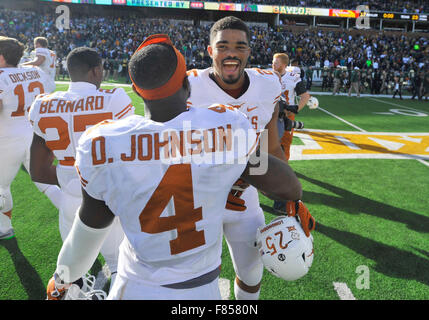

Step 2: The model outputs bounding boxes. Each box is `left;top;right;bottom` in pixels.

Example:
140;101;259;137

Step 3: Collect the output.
146;92;189;123
148;104;188;123
71;78;100;89
209;71;249;99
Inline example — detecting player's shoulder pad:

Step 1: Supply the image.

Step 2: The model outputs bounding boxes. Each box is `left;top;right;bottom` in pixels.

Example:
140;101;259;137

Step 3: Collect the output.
186;68;211;78
186;68;210;83
204;104;251;128
80;115;142;143
247;68;282;85
247;68;282;94
0;69;10;88
28;91;58;118
97;87;125;95
247;67;278;78
35;47;49;56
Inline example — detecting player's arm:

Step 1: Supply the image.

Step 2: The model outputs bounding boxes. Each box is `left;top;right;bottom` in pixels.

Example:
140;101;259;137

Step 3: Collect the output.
241;151;301;201
47;189;115;299
264;102;287;162
242;151;315;237
29;133;59;186
295;81;310;111
21;55;46;67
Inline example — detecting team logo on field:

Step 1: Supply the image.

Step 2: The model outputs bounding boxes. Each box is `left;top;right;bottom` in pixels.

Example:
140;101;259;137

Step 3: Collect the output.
290;130;429;161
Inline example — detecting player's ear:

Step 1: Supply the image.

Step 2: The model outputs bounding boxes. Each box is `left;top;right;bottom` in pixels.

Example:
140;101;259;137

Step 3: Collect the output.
207;45;213;58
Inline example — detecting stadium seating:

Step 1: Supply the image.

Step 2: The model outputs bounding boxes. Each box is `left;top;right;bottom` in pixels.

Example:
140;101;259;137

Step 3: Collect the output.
0;2;426;94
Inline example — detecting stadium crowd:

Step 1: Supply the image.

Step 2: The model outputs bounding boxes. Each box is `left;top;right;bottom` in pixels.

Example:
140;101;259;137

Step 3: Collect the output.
0;6;427;97
205;0;428;13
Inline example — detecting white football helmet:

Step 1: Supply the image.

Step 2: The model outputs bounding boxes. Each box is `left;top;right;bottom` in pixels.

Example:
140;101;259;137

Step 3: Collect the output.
307;96;319;109
256;216;314;281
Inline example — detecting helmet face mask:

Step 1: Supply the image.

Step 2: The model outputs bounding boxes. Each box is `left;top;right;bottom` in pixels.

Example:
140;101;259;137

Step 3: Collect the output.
256;216;314;281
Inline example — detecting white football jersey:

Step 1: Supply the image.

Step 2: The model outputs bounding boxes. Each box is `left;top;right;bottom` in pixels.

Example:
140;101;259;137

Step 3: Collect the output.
0;66;55;138
187;68;281;133
75;106;257;286
35;47;56;80
280;66;303;105
29;82;134;196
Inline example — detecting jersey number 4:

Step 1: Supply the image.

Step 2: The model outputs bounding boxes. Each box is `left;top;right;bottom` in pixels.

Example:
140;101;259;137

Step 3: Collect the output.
139;164;206;255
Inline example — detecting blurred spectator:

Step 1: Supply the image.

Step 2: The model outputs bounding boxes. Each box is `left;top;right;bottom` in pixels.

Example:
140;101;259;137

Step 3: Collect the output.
348;67;361;97
392;76;403;99
0;6;427;91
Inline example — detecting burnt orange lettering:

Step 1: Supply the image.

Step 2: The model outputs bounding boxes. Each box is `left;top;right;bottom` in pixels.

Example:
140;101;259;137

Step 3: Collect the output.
187;129;202;155
85;96;95;111
138;134;153;161
170;130;185;158
48;99;58;113
40;100;49;114
56;100;66;113
266;236;277;256
218;124;232;152
95;96;104;110
203;128;217;153
74;98;84;112
275;231;290;249
121;134;136;161
65;100;76;113
91;136;106;165
153;132;169;160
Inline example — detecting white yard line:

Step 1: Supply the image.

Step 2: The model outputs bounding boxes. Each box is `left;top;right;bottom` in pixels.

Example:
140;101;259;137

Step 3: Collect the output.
310;91;413;99
318;107;367;132
333;282;356;300
219;278;231;300
417;159;429;168
367;97;427;113
367;98;429;168
333;135;361;150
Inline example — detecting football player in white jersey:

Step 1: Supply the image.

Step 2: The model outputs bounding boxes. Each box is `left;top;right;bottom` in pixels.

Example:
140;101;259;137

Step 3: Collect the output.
0;36;62;240
22;37;56;81
186;16;314;300
272;53;311;161
45;34;307;300
272;53;311;213
29;47;134;289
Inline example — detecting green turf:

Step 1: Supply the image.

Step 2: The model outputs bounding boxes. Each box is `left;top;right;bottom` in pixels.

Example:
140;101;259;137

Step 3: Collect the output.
308;95;429;132
257;159;429;300
1;82;428;300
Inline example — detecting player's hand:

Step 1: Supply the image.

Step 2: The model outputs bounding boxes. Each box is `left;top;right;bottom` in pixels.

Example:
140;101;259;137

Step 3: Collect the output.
284;104;299;114
46;273;71;300
286;200;315;237
225;179;250;212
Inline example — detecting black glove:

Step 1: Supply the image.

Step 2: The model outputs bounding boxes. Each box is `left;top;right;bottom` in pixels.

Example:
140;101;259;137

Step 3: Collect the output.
278;98;299;116
285;104;299;114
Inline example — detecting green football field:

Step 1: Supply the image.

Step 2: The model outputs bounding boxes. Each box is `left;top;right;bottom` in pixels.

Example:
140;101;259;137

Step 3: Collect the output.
1;83;428;300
